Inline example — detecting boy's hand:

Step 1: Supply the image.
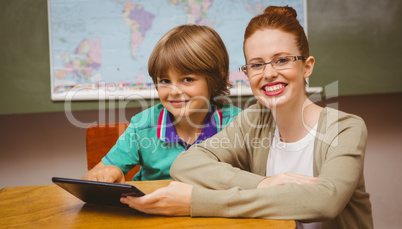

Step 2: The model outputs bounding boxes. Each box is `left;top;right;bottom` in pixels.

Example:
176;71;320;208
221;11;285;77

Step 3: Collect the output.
82;162;125;184
120;181;192;216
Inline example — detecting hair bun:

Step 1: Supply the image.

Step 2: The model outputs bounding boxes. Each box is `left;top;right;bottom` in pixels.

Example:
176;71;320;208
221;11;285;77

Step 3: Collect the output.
263;5;297;18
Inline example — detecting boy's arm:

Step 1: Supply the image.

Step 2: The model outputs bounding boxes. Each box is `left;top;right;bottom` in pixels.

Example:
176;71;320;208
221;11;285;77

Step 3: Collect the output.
83;117;142;183
101;120;141;175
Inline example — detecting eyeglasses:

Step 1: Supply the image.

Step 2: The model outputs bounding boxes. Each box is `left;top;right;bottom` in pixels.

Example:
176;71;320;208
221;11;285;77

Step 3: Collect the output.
239;56;307;77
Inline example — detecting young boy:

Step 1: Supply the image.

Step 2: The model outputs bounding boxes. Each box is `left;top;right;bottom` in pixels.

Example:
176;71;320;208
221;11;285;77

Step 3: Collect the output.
82;25;242;183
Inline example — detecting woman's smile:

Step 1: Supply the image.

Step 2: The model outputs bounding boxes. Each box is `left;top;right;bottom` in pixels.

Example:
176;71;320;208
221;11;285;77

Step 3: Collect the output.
262;82;288;96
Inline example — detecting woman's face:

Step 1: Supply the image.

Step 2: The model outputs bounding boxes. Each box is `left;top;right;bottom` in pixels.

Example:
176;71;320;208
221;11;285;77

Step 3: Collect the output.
243;29;314;110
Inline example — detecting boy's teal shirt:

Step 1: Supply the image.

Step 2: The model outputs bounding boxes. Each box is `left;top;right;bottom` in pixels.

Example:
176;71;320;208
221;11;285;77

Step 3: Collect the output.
102;103;242;181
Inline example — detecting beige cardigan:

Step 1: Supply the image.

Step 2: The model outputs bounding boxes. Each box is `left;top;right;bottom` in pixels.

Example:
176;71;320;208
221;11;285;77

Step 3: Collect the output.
171;103;373;229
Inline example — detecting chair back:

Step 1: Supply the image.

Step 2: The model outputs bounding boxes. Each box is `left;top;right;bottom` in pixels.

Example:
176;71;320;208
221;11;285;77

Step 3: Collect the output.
86;123;139;181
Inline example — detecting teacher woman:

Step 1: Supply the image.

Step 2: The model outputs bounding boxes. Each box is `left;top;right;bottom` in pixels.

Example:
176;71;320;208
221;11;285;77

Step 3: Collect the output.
120;6;373;229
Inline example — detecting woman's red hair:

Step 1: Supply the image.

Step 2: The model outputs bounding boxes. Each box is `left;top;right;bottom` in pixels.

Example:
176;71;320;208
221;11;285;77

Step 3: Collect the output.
243;5;309;57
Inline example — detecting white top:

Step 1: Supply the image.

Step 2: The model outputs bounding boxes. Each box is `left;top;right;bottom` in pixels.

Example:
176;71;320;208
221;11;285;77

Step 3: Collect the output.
266;124;317;176
266;124;321;229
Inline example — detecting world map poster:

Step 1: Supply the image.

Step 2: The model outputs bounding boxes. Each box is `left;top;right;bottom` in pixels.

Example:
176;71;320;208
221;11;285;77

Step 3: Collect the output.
48;0;306;101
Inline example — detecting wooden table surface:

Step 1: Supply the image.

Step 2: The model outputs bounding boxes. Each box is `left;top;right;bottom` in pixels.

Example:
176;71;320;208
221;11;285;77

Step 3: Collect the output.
0;180;295;228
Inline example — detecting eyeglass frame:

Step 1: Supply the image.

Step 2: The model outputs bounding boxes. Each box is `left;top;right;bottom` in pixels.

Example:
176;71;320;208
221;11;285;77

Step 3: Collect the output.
239;56;307;75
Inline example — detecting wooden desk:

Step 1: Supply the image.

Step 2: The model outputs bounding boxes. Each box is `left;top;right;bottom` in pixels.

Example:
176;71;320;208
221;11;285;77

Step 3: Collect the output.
0;180;295;228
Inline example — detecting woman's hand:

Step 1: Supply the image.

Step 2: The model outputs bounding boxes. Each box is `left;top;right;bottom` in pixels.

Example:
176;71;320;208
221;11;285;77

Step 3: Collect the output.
82;162;125;184
257;172;319;188
120;181;192;216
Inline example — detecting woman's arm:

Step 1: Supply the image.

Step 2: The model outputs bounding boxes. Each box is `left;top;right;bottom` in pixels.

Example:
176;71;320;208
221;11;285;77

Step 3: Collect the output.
172;109;368;221
171;107;269;190
128;108;368;222
120;181;193;215
190;115;368;221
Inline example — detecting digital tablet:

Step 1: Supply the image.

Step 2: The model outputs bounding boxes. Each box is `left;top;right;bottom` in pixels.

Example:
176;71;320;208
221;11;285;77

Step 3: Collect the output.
52;177;145;207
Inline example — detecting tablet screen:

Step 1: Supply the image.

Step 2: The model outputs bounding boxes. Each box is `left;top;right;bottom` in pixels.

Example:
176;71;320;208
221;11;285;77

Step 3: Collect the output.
52;177;145;207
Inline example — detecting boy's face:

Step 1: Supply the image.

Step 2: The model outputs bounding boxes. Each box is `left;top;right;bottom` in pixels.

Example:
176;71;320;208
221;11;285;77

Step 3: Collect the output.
156;69;211;123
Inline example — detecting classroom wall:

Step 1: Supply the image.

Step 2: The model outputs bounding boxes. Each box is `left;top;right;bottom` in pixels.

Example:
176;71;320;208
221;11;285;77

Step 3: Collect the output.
1;0;402;115
308;0;402;96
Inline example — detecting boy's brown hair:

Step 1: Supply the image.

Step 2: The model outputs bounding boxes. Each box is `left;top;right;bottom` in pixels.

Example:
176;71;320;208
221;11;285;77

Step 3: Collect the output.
148;25;230;107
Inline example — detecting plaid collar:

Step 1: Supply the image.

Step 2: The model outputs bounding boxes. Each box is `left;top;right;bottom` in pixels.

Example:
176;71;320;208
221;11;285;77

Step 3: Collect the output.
157;105;223;145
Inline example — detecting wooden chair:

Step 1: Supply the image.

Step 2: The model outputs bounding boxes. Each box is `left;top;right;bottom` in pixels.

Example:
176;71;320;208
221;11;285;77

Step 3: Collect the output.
86;123;140;181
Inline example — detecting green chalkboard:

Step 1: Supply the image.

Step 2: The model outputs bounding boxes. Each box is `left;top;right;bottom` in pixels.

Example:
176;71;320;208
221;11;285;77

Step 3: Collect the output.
1;0;401;115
